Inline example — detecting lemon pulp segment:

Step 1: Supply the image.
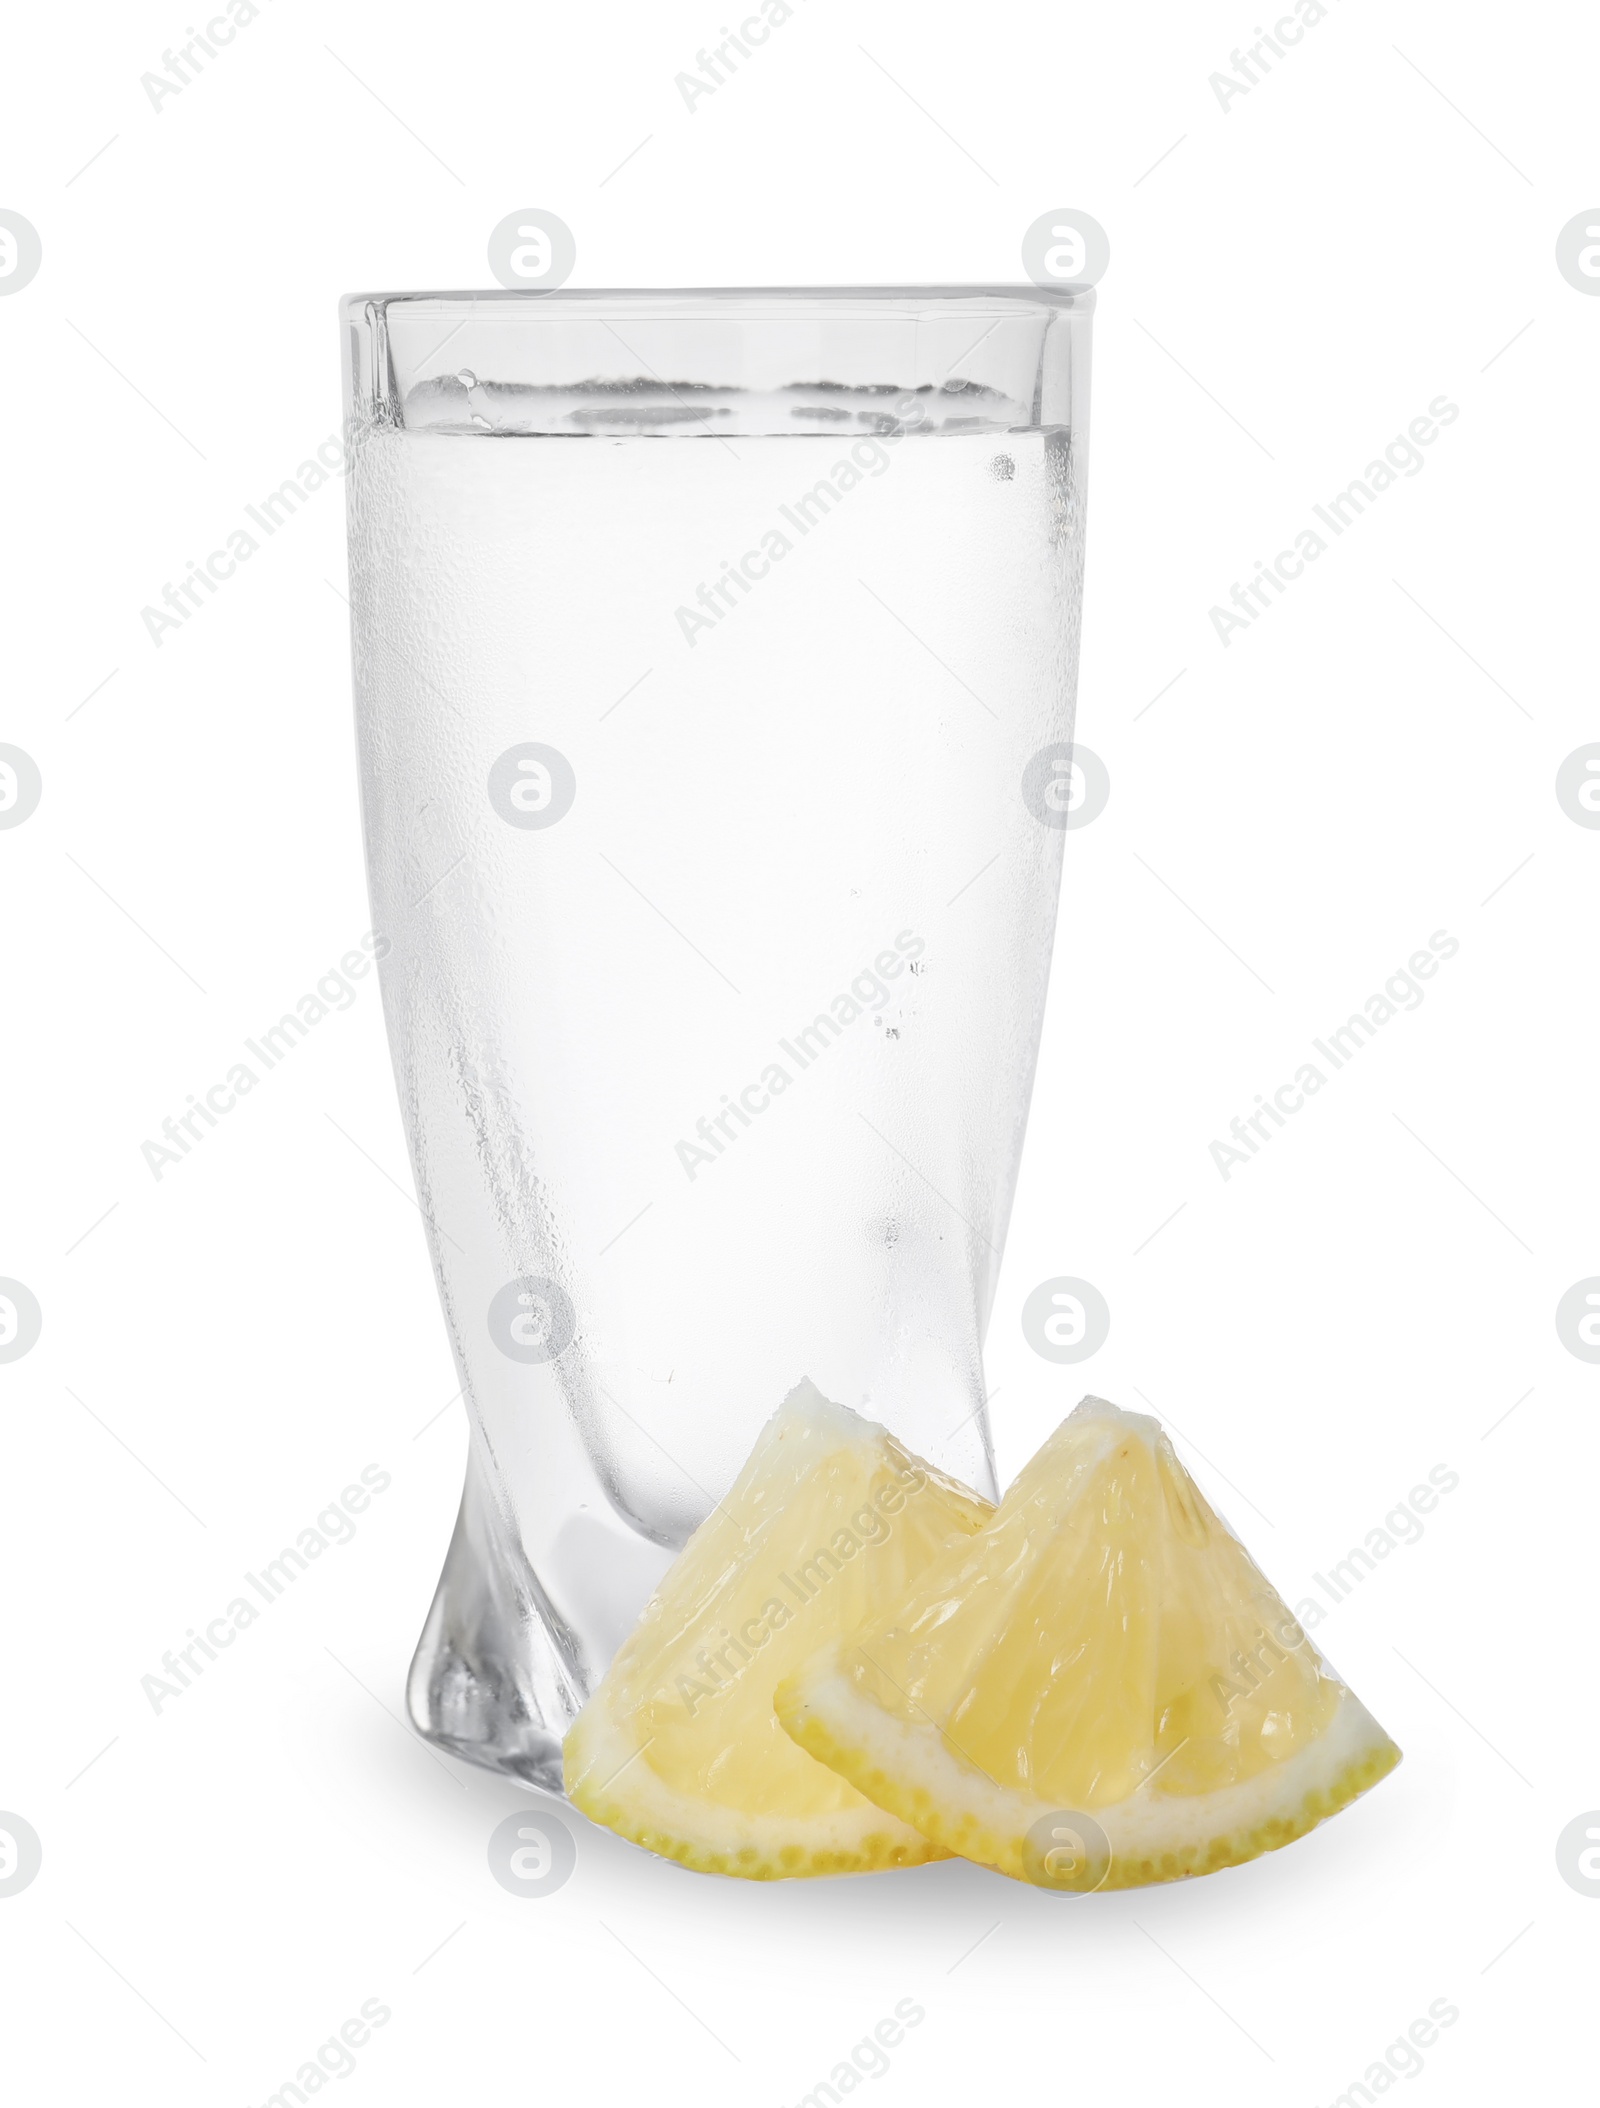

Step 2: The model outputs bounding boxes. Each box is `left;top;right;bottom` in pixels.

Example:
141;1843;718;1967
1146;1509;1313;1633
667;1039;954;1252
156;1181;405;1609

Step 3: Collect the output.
564;1379;994;1878
776;1398;1399;1889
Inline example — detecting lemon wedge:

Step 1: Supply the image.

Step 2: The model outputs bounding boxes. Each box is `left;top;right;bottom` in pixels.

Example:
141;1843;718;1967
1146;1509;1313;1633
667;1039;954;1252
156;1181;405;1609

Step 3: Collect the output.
775;1397;1399;1890
563;1380;993;1878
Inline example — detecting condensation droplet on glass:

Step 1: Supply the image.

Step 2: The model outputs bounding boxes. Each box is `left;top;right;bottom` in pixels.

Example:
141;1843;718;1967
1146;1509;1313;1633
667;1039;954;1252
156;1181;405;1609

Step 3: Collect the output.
457;369;478;388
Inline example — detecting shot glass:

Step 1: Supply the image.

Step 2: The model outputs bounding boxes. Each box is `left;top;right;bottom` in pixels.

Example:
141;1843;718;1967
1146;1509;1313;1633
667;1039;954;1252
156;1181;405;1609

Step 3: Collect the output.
341;285;1093;1788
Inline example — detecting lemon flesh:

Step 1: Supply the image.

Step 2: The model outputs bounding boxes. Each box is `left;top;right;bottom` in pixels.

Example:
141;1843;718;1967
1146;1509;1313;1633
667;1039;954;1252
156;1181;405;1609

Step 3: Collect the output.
776;1398;1400;1889
563;1379;994;1879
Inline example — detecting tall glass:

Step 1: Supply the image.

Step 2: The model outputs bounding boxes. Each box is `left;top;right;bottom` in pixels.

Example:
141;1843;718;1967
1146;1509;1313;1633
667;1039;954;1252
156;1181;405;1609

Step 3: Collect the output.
341;287;1093;1789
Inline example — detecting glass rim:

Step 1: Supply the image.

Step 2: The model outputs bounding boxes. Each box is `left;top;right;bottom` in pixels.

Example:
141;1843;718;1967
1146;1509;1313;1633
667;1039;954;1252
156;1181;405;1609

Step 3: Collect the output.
342;284;1093;440
340;283;1095;318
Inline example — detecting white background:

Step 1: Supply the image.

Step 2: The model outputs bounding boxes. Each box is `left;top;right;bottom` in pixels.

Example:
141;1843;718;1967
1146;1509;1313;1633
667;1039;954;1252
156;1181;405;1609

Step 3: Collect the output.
2;0;1596;2100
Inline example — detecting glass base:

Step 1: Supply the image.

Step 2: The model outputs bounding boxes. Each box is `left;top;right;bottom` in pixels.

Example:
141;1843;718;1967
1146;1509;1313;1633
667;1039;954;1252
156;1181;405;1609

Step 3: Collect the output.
405;1451;576;1795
